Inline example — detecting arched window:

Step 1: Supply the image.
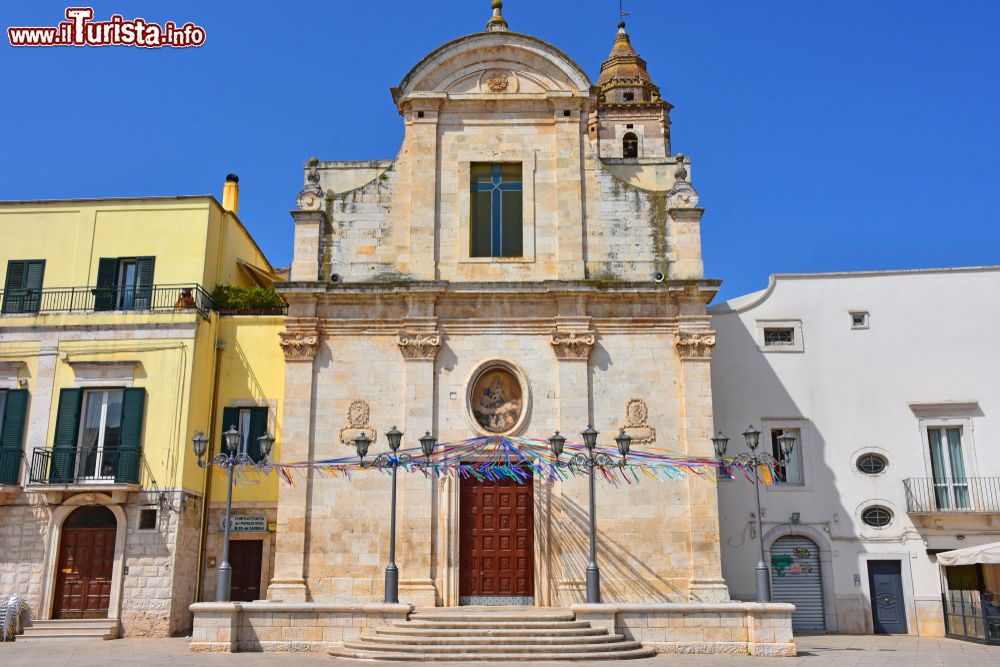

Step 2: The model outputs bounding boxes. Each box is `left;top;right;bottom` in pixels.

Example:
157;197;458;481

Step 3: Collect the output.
622;132;638;159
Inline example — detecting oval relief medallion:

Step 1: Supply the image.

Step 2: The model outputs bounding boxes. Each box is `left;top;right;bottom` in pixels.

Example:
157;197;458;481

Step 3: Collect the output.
470;365;524;434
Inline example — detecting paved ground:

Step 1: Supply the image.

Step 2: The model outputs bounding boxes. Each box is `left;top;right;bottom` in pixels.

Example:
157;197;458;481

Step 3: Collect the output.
1;634;996;666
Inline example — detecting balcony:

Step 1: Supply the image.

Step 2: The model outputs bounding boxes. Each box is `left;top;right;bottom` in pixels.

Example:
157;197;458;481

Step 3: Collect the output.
27;447;141;501
0;284;213;317
903;477;1000;514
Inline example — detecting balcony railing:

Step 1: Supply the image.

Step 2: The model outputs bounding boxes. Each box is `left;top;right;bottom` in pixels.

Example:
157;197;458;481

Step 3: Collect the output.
0;284;212;316
28;447;141;486
903;477;1000;513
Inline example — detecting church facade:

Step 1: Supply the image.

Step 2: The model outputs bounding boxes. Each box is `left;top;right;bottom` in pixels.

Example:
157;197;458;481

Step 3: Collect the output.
271;6;725;610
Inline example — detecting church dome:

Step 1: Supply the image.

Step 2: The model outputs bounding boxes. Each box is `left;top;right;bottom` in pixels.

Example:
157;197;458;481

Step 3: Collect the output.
597;22;662;104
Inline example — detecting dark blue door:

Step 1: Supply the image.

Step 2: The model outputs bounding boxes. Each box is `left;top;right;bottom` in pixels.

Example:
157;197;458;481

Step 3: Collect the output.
868;560;908;634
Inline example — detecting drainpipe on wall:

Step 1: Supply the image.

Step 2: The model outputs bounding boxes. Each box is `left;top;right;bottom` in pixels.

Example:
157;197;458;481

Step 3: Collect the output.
194;336;225;603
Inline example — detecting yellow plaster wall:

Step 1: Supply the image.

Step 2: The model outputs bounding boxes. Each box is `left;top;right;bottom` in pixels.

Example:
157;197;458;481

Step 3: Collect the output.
207;317;285;504
0;200;215;288
44;324;204;492
202;206;275;291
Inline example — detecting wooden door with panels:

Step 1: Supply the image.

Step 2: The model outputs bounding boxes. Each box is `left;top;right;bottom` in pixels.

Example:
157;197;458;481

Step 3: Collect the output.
54;505;117;619
459;472;534;605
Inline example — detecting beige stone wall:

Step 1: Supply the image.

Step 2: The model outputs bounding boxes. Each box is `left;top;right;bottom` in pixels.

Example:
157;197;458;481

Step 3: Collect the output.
0;498;50;622
200;504;277;603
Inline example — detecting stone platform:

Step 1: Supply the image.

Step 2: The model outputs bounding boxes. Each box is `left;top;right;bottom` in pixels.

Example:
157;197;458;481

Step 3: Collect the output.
189;602;795;656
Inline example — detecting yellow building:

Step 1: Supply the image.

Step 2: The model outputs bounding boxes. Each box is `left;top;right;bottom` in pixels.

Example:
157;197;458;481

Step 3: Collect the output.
0;177;284;639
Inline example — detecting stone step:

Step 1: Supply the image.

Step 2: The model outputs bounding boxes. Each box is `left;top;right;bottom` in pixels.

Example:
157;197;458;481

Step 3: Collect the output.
343;639;647;655
329;646;658;661
411;609;576;622
397;619;593;630
358;633;627;647
375;625;608;638
16;633;114;643
20;619;117;640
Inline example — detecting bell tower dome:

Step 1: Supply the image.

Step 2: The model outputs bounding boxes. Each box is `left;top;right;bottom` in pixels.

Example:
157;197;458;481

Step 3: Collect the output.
593;20;672;159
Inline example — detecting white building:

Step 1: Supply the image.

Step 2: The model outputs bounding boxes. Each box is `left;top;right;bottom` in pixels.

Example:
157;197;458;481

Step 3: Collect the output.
709;267;1000;637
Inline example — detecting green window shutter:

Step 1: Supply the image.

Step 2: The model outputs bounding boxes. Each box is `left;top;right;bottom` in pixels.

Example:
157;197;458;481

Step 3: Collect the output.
247;407;269;463
221;407;239;455
0;389;29;484
116;388;145;483
51;388;83;483
134;257;155;310
93;258;119;311
3;260;44;314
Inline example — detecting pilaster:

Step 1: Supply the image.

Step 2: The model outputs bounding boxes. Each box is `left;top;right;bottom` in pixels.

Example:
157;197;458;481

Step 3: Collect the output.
289;210;328;282
668;207;705;280
676;327;730;602
554;105;585;279
267;317;320;602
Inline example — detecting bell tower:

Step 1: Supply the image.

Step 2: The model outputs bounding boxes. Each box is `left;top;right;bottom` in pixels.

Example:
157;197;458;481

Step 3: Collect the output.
593;20;672;159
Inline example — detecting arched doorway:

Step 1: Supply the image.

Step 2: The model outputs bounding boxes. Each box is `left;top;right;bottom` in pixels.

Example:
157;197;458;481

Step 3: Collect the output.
53;505;117;619
770;535;826;631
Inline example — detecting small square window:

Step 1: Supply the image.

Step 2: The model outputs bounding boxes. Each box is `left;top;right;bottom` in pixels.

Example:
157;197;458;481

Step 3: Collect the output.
417;111;425;119
563;110;571;117
626;123;634;129
139;508;158;530
623;91;635;102
763;328;795;347
850;311;869;329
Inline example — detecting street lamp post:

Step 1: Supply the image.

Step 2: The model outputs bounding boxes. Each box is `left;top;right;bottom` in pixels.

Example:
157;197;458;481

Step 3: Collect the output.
355;426;418;604
193;426;274;603
712;425;796;603
548;426;631;604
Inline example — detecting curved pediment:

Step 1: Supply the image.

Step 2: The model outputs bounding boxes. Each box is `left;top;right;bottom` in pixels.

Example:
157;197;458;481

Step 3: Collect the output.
394;32;592;104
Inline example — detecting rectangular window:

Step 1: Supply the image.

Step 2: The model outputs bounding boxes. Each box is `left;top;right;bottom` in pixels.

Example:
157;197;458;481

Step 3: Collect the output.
76;389;124;481
771;428;803;485
470;163;523;258
763;328;795;347
928;427;969;510
222;405;269;462
138;507;158;530
94;256;155;312
2;259;45;314
850;311;870;329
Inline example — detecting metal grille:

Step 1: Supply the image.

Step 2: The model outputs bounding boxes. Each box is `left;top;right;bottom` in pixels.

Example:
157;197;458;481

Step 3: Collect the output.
763;328;795;346
856;453;887;475
771;536;826;631
861;505;893;528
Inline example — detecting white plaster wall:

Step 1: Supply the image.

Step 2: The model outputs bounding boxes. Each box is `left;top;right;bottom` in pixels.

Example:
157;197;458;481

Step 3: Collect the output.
710;267;1000;635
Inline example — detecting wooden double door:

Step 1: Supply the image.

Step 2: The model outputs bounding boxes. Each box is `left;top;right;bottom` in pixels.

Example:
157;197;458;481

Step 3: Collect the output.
54;506;117;619
459;473;534;604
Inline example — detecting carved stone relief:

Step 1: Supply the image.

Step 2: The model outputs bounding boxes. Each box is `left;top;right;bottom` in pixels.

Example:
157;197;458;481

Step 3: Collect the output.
396;331;441;361
479;69;519;94
550;331;596;361
675;331;716;360
620;398;656;445
339;399;376;447
279;331;320;361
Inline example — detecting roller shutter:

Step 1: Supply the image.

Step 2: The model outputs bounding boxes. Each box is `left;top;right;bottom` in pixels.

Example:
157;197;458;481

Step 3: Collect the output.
770;535;826;631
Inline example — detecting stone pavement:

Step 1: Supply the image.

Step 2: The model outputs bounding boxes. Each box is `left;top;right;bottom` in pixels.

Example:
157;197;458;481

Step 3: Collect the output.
1;634;996;666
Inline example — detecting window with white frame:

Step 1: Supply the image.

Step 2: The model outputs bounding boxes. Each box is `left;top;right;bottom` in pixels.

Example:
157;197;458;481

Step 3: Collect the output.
927;426;969;510
850;311;870;329
763;328;795;347
771;427;803;485
756;320;804;353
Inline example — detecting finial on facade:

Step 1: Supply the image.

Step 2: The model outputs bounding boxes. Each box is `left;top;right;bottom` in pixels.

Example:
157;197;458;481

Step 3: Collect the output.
674;154;688;181
486;0;509;32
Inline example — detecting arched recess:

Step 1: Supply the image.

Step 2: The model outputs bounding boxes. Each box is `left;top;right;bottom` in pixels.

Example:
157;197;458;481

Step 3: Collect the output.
41;493;127;622
762;523;838;632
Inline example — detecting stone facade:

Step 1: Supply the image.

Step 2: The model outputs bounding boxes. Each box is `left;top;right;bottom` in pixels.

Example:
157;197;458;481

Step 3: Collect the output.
269;12;729;612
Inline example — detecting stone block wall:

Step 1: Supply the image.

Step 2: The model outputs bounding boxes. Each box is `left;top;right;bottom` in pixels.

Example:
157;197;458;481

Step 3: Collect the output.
0;497;50;623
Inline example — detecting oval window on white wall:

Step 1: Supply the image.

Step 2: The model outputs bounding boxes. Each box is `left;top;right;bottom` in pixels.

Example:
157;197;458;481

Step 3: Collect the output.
861;505;893;529
856;453;888;476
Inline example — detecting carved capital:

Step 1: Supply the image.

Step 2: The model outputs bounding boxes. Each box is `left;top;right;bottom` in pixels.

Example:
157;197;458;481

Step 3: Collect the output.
550;331;596;361
396;331;441;361
279;331;320;361
675;331;716;360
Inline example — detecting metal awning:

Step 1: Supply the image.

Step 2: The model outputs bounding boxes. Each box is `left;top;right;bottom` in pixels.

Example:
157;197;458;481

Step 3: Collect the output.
936;541;1000;566
237;259;275;287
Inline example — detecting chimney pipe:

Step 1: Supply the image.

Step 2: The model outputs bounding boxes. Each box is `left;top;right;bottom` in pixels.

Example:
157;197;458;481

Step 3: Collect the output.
222;173;240;214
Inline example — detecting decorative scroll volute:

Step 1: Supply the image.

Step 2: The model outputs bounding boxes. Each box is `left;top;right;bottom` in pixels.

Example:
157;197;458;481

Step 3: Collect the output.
279;331;320;361
675;331;716;360
550;331;596;361
396;331;441;361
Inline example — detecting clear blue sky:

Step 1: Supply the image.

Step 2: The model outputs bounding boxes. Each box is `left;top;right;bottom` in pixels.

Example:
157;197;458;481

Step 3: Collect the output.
2;1;997;300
